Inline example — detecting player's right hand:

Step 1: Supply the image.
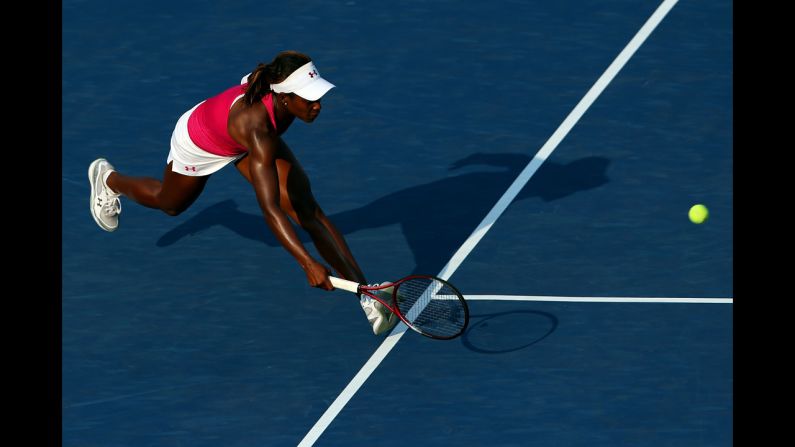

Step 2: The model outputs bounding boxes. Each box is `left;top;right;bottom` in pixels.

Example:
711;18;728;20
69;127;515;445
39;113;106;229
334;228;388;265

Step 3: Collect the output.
304;260;333;290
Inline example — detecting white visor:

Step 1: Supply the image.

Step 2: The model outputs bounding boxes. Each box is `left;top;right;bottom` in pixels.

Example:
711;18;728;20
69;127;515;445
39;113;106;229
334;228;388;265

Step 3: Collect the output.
270;61;335;101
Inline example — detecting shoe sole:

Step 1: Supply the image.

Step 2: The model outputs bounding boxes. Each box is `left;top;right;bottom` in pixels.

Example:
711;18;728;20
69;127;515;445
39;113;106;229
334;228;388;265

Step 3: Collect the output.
372;309;400;335
373;316;399;335
88;158;117;232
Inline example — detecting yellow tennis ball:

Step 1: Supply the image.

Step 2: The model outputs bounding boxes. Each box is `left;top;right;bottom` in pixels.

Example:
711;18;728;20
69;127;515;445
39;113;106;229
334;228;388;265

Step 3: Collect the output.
688;204;709;224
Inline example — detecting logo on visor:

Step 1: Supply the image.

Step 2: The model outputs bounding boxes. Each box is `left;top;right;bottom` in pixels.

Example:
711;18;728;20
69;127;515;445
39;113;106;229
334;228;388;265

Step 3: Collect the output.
308;69;318;78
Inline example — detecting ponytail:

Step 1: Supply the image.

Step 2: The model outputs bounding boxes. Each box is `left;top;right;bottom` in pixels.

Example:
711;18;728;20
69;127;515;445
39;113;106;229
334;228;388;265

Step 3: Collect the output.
242;51;312;105
242;62;275;105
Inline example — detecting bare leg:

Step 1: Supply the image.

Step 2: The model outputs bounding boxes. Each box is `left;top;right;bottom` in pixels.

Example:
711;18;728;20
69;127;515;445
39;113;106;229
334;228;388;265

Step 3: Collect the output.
235;149;368;284
106;162;210;216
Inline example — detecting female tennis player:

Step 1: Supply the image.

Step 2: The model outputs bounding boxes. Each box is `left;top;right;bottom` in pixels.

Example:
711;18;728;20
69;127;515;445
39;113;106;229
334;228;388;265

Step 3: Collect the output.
88;50;397;335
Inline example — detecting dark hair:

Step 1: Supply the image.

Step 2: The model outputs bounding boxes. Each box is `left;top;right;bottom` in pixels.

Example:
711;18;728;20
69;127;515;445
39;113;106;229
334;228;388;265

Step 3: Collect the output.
243;50;312;105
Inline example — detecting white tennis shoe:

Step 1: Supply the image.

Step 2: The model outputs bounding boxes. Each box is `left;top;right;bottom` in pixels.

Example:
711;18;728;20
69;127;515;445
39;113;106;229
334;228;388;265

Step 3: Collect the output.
360;284;399;335
88;158;122;232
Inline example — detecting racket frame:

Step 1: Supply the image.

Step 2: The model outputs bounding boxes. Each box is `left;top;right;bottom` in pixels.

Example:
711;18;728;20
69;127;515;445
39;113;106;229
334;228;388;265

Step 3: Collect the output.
330;275;470;340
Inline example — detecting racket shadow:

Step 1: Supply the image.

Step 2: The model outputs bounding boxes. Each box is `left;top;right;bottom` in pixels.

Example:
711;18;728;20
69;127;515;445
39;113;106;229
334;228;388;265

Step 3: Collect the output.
156;153;610;275
461;309;558;354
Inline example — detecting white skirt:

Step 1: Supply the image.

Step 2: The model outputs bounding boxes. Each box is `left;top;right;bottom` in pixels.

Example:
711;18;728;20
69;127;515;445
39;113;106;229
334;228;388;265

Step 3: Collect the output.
167;101;247;176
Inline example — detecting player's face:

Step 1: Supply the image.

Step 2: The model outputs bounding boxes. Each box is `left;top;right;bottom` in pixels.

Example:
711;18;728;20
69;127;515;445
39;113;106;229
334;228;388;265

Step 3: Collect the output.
289;94;322;123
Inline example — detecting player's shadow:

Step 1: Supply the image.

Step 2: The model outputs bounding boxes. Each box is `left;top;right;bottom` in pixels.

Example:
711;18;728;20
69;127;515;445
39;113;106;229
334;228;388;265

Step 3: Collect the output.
157;152;610;274
461;309;559;354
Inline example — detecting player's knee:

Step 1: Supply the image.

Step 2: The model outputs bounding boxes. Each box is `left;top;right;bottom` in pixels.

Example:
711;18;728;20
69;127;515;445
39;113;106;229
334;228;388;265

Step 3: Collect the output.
157;192;195;217
160;205;186;217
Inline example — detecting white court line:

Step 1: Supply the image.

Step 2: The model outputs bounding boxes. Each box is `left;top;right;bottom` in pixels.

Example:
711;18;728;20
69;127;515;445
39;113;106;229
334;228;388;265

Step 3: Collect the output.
298;1;681;445
463;295;732;304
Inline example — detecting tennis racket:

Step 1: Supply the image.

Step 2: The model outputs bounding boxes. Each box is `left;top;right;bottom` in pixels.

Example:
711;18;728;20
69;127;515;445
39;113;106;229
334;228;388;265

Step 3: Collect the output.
329;275;470;340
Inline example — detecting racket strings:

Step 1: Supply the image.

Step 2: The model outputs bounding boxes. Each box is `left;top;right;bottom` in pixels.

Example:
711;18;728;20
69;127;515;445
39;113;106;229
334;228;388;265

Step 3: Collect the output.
395;278;467;338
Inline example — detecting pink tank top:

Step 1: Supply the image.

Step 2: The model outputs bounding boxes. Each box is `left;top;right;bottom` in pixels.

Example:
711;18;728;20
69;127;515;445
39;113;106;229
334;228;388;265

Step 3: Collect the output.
187;84;278;156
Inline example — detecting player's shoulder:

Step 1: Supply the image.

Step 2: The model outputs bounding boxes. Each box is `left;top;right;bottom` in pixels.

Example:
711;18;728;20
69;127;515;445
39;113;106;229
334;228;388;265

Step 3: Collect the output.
230;99;269;128
229;101;277;147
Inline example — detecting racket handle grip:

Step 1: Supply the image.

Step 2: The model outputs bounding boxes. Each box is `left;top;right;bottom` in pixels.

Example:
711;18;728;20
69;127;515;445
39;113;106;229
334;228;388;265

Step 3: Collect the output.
329;276;361;293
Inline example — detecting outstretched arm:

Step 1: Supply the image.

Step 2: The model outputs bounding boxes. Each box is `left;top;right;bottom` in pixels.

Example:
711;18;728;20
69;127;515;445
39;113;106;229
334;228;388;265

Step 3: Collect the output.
247;129;333;290
301;205;368;285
